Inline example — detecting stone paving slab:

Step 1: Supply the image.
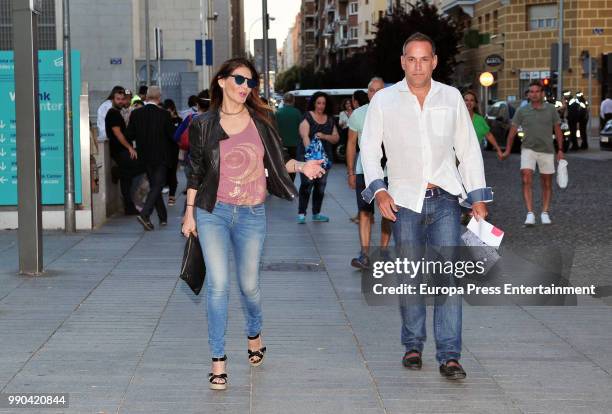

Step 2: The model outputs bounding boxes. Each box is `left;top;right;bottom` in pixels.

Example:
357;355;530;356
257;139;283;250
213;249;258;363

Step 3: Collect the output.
1;155;611;413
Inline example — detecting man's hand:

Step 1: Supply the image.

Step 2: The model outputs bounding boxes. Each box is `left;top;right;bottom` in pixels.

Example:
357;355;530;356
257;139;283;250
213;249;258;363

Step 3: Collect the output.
348;174;356;190
471;201;488;221
496;148;504;160
128;147;138;160
375;191;399;222
556;149;564;162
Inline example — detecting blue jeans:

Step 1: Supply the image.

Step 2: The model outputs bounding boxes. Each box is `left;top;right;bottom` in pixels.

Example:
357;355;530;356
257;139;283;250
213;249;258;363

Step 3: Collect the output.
196;201;267;358
393;191;462;364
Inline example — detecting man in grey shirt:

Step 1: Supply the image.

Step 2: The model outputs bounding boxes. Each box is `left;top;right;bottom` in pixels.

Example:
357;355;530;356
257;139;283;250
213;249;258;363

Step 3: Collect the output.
503;80;564;226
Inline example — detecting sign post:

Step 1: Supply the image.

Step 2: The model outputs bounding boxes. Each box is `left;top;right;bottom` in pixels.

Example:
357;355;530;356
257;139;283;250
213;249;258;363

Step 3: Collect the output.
63;0;76;233
13;0;43;274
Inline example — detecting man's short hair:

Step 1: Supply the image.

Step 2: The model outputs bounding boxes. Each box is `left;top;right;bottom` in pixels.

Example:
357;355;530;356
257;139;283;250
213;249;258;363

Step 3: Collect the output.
187;95;198;107
368;77;384;89
352;90;369;107
402;32;436;55
283;92;295;105
529;80;543;91
138;85;148;96
106;85;125;100
146;85;162;101
196;89;210;111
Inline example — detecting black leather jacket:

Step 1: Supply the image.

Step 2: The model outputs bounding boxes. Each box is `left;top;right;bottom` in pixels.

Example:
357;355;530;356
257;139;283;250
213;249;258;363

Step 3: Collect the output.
186;108;298;212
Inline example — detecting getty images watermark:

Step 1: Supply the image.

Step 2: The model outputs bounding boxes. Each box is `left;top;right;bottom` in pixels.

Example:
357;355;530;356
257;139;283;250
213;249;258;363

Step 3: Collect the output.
361;246;605;306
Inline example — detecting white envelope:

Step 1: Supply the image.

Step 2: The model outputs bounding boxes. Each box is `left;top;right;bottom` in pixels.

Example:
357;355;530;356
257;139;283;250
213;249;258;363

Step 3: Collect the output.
466;217;504;248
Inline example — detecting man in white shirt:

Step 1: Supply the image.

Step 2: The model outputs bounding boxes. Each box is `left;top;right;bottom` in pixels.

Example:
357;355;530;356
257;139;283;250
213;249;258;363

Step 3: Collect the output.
96;85;125;140
346;77;392;269
361;33;492;380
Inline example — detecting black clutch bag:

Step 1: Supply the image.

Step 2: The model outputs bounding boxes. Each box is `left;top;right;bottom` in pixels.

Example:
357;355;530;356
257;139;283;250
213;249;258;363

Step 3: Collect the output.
180;233;206;295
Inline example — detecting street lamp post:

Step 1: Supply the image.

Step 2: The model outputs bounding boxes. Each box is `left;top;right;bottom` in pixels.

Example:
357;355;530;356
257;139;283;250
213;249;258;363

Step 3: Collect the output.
262;0;270;100
63;0;76;233
479;71;495;115
557;0;564;99
145;0;150;87
248;16;275;59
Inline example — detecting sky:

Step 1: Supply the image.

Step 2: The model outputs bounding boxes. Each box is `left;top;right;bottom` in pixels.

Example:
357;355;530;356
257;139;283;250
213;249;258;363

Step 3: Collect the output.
244;0;301;55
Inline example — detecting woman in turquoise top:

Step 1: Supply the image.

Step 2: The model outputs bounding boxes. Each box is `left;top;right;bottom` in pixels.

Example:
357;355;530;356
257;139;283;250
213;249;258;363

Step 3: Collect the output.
463;90;503;160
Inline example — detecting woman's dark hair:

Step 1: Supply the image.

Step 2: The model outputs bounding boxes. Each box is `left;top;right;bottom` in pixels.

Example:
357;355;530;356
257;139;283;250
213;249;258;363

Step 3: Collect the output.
106;85;125;101
341;98;352;111
352;90;369;107
307;91;334;117
210;57;272;126
162;99;177;113
462;90;480;115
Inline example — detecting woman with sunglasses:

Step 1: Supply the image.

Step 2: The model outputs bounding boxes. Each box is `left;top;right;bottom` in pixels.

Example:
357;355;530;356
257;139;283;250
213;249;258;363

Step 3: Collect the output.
181;58;325;391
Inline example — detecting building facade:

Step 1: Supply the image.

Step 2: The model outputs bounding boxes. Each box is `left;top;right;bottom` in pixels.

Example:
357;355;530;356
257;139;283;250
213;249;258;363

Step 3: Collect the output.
280;13;301;72
442;0;612;123
297;0;427;71
0;0;244;117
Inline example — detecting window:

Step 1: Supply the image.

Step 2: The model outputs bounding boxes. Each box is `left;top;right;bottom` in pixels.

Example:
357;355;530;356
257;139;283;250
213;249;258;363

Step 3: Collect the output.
493;11;498;34
478;16;482;31
528;4;557;30
485;13;490;33
379;10;384;21
365;20;369;35
350;27;358;39
341;25;348;39
0;0;56;50
349;2;358;15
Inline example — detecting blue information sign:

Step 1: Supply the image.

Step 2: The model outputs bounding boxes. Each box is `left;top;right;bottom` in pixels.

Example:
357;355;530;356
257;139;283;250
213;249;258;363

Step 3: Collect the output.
0;50;81;205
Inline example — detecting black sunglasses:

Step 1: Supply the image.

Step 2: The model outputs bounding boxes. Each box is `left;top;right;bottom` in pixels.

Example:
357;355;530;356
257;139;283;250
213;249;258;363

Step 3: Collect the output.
228;74;258;89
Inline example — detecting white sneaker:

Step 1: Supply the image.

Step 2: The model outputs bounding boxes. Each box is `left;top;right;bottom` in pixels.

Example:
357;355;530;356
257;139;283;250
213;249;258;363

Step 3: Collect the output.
540;212;552;225
524;212;536;226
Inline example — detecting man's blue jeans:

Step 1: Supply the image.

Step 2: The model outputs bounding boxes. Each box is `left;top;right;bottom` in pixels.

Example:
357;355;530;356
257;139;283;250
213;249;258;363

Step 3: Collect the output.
392;191;462;364
196;201;266;358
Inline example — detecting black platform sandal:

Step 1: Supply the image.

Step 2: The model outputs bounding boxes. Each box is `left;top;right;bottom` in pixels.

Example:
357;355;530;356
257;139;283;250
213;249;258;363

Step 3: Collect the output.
208;355;228;390
247;333;267;367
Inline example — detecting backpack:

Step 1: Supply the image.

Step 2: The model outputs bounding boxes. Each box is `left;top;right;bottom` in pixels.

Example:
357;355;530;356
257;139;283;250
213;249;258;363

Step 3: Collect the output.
176;114;193;151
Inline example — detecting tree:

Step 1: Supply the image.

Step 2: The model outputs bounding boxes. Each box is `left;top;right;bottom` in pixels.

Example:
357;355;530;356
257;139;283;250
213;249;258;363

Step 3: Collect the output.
369;0;461;84
275;64;319;92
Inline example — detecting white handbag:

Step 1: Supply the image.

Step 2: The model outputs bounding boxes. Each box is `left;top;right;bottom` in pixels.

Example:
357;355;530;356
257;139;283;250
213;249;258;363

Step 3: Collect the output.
557;159;568;189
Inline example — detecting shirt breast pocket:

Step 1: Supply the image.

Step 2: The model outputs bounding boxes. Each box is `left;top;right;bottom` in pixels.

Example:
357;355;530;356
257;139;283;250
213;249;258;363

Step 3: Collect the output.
428;107;451;139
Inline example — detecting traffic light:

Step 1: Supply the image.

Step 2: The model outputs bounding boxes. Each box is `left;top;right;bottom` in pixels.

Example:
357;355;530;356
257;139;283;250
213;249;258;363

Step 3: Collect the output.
542;77;552;95
550;71;558;94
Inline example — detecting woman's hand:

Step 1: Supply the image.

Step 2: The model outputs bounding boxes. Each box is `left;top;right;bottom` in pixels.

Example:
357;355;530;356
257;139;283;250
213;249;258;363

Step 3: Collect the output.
302;159;326;180
182;211;197;238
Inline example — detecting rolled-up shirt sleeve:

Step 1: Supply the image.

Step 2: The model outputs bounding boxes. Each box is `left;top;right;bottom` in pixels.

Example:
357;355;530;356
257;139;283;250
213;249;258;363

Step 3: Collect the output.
453;94;493;204
186;120;204;190
360;94;387;203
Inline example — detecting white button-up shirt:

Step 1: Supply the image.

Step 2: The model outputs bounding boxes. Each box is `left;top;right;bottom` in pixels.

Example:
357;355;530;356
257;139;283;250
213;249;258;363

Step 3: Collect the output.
361;78;492;213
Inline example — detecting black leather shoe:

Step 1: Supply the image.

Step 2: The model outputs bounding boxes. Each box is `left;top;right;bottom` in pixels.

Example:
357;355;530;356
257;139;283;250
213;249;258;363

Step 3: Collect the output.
137;215;154;231
439;359;466;380
402;350;422;370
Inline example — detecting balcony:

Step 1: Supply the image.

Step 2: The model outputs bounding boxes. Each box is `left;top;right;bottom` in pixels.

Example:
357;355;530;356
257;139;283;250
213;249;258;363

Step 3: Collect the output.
324;1;336;12
440;0;479;18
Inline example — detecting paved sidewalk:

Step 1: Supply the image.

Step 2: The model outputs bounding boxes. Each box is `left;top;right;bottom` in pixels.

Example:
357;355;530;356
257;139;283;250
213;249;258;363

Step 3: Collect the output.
1;154;612;414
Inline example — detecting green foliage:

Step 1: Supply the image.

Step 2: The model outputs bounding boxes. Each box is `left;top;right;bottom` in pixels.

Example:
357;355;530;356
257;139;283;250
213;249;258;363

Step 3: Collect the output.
276;0;461;90
369;0;461;84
